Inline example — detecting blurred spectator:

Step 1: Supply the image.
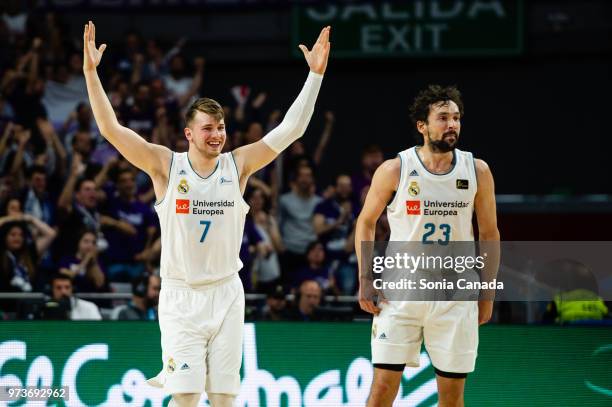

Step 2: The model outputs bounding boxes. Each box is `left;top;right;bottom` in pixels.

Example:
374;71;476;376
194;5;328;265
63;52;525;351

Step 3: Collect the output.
62;102;91;136
313;174;355;258
163;54;204;109
0;199;56;256
42;51;90;127
134;236;161;274
248;188;283;292
116;29;143;75
1;1;29;43
278;165;321;284
1;38;46;129
351;144;383;211
58;230;106;293
259;284;288;321
0;124;33;189
0;222;37;293
21;164;54;225
313;174;358;294
101;168;157;282
279;111;334;192
61;103;101;163
120;81;156;136
44;273;101;320
0;97;15;124
56;160;108;258
35;118;67;181
538;259;610;324
287;279;323;321
111;273;160;321
239;216;263;292
0;195;21;217
245;122;276;199
293;241;335;293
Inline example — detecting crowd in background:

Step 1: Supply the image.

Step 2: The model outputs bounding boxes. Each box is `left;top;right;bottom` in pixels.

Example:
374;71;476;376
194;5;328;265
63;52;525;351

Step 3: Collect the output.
0;5;392;321
1;4;609;325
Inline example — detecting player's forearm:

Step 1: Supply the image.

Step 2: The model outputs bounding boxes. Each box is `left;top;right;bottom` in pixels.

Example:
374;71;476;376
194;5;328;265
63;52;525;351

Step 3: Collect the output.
57;174;78;210
355;219;376;279
479;229;500;300
314;219;340;236
84;69;120;137
262;71;323;153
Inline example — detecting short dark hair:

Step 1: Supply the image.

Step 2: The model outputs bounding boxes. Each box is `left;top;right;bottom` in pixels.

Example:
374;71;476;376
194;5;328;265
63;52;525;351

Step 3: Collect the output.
51;273;72;285
75;178;95;193
409;85;464;127
185;98;224;127
28;165;47;178
305;240;324;256
114;168;134;183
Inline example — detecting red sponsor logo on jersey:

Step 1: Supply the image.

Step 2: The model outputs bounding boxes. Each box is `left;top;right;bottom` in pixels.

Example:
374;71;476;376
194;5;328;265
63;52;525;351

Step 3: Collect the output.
176;199;190;214
406;200;420;215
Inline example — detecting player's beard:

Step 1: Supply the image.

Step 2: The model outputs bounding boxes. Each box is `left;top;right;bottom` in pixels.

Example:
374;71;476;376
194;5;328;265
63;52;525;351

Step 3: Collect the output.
427;130;458;153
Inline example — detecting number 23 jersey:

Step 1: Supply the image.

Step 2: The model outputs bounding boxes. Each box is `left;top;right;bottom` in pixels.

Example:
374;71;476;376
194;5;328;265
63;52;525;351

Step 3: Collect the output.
154;152;250;285
386;147;477;243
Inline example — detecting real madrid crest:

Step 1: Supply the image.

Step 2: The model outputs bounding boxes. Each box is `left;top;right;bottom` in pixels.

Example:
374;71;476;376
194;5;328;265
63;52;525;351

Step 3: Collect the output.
167;357;176;373
177;179;189;194
408;181;420;197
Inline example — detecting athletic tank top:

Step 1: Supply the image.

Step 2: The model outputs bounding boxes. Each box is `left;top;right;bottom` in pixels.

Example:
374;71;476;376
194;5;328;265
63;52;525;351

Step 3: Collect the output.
154;152;249;285
387;147;477;243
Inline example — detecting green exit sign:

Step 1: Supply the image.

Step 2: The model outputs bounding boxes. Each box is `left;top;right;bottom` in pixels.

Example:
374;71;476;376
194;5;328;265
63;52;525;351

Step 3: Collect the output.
292;1;524;57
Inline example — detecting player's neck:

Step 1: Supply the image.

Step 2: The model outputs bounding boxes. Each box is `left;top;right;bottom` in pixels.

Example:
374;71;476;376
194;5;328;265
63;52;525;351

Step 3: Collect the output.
187;149;220;178
417;145;454;174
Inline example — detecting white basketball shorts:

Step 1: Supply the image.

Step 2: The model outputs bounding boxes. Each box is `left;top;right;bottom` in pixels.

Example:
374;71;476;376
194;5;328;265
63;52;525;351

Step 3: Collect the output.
371;301;478;373
147;273;244;395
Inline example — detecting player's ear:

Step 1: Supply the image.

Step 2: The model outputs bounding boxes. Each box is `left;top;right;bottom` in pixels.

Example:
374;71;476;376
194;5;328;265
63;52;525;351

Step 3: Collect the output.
184;127;192;140
416;120;427;135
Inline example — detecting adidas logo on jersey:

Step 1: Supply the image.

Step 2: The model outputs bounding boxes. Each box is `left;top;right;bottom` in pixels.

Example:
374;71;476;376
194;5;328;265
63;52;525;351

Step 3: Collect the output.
178;169;187;175
220;176;232;185
181;363;190;370
378;333;387;340
409;169;419;177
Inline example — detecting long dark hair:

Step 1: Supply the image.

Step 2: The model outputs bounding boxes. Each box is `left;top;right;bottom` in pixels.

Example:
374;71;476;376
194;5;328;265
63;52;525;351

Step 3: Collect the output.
0;221;37;282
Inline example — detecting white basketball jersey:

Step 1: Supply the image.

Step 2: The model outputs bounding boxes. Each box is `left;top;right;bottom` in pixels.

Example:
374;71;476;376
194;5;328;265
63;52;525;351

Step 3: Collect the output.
387;147;477;242
154;152;249;285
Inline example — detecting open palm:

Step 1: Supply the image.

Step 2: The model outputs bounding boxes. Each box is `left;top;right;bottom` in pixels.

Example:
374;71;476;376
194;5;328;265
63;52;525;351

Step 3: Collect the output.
299;26;331;75
83;21;107;72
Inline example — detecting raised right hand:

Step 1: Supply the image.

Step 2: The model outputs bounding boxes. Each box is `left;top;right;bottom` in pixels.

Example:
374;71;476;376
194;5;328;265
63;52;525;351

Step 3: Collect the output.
83;21;107;72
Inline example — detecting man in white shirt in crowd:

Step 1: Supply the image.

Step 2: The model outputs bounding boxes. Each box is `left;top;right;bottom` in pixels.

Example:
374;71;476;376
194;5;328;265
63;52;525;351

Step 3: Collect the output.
49;273;101;320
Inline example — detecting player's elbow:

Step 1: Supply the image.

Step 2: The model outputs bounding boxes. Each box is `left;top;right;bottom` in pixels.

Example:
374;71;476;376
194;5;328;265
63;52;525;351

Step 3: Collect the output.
356;214;376;233
97;119;122;141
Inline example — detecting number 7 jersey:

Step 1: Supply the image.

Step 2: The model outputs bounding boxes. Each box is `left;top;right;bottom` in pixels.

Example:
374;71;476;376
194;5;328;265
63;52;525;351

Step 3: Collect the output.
154;152;250;285
386;147;477;243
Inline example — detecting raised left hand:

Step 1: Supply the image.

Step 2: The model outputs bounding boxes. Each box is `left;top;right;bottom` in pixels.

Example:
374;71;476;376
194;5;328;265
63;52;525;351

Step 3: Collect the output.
299;26;331;75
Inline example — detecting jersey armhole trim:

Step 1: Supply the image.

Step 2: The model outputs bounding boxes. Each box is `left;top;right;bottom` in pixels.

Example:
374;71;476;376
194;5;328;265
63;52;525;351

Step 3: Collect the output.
154;151;174;207
386;153;403;209
230;151;240;179
230;151;251;213
471;154;478;191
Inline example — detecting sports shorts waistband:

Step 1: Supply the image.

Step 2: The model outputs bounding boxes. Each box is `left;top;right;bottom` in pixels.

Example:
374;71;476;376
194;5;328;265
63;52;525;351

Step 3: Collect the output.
161;273;237;291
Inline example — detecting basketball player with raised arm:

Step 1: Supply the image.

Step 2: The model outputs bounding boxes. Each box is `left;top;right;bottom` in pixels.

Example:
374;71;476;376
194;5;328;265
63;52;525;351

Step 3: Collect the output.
82;21;330;407
355;85;500;407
